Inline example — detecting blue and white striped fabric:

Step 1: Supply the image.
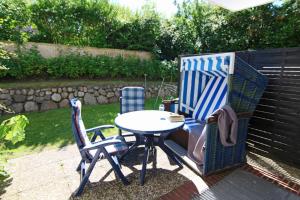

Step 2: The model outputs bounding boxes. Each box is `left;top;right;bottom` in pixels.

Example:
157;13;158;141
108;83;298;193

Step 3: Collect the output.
180;71;209;115
180;53;235;76
183;117;202;132
192;76;228;121
121;87;145;114
179;53;234;116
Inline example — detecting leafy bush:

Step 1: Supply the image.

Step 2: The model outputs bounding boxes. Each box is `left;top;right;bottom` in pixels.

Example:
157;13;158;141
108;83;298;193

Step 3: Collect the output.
0;0;299;61
0;48;177;81
0;0;31;43
0;115;29;179
0;47;29;180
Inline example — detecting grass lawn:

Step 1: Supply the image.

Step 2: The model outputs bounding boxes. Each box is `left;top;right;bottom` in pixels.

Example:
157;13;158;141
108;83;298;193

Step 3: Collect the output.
0;98;161;159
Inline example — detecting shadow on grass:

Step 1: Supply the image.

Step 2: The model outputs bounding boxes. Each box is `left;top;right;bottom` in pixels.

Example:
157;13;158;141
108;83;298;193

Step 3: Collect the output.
0;99;159;157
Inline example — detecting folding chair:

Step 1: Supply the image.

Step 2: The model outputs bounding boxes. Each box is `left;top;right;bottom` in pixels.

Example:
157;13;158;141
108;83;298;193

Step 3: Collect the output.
70;98;129;196
119;87;145;138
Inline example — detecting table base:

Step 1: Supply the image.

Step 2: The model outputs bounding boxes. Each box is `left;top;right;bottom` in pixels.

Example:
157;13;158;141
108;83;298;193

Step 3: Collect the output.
122;133;183;185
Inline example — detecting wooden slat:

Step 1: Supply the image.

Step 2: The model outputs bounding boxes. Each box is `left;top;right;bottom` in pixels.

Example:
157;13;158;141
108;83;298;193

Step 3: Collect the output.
235;48;300;167
248;127;300;142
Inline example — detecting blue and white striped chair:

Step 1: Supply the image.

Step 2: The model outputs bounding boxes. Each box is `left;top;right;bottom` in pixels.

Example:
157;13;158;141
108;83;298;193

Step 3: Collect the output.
119;87;145;139
70;98;129;196
165;52;268;175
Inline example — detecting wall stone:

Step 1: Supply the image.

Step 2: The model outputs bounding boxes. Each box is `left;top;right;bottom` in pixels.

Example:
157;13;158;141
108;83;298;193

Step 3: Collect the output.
0;82;177;114
24;101;38;112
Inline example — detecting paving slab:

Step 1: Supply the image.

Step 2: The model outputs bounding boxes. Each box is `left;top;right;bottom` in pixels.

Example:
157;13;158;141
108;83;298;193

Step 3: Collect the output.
1;144;209;200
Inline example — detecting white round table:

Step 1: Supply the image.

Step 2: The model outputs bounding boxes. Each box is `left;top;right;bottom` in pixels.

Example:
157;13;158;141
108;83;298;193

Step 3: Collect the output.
115;110;184;134
115;110;184;185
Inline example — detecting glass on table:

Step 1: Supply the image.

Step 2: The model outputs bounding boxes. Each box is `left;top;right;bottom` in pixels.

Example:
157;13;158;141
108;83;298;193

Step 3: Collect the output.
159;104;165;111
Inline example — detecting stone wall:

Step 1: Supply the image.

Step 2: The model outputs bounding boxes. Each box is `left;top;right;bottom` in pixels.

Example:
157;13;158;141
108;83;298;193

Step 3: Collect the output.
0;83;177;115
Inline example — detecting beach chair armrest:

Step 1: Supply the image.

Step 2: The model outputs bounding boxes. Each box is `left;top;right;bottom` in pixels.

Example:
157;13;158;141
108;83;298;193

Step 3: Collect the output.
206;112;253;124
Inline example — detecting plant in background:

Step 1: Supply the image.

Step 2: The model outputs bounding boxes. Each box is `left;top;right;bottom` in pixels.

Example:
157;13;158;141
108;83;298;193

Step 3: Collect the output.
0;45;178;81
0;45;29;181
0;115;29;178
0;0;32;43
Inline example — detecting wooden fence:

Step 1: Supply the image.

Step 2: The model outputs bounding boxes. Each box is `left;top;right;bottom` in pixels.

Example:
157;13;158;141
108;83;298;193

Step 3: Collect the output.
237;47;300;167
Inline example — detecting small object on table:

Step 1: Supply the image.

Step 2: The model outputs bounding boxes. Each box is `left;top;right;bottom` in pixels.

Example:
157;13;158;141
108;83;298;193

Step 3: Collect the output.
159;104;165;111
168;113;185;122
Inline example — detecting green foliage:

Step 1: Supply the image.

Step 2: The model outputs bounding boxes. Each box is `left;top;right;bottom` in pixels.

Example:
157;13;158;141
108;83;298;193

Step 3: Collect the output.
155;18;197;60
184;0;300;53
0;115;29;146
0;45;29;179
0;0;299;60
1;48;177;81
0;0;31;43
30;0;118;46
0;115;28;179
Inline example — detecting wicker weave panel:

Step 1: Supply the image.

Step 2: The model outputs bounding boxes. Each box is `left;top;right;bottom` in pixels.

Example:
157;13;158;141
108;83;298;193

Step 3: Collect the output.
203;118;249;175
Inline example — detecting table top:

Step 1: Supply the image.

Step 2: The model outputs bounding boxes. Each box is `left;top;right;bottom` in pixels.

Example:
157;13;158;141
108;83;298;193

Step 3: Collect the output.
115;110;184;135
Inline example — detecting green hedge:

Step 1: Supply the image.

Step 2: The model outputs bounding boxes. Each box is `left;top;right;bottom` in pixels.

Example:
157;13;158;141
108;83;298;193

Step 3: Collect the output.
0;48;178;81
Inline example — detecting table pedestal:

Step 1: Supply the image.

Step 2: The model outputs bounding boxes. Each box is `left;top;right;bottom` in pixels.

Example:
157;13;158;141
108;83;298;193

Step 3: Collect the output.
122;133;183;185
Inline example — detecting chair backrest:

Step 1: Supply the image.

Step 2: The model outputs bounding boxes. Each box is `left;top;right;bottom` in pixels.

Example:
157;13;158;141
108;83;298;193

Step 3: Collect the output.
120;87;145;114
70;99;91;150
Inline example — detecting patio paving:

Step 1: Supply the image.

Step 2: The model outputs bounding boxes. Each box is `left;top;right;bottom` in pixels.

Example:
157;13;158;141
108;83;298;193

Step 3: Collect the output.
1;144;299;200
1;144;209;200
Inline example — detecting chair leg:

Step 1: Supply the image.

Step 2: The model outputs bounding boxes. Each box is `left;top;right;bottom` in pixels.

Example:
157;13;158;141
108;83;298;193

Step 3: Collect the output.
76;159;83;172
112;155;120;168
74;150;101;196
80;161;86;181
104;150;129;185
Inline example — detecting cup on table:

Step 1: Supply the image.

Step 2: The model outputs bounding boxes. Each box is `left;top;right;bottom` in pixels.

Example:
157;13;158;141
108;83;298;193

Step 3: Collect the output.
159;104;165;111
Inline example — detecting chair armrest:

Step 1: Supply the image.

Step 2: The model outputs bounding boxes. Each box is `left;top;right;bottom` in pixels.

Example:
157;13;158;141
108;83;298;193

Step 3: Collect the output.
87;125;115;141
80;139;123;152
206;112;253;124
86;125;115;133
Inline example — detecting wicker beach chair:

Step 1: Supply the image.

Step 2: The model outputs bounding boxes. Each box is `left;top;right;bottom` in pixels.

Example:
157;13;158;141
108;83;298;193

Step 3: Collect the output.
165;52;268;175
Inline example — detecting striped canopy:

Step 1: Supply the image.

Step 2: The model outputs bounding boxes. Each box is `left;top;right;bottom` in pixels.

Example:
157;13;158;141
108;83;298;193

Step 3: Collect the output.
180;53;235;76
179;53;235;119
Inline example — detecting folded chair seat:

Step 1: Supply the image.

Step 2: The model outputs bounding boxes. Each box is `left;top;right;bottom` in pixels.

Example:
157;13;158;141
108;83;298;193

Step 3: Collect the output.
88;135;128;158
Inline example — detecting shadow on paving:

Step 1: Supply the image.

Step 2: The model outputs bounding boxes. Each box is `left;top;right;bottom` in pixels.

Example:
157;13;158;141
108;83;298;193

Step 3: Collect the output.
0;174;13;197
247;153;300;185
70;147;190;200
